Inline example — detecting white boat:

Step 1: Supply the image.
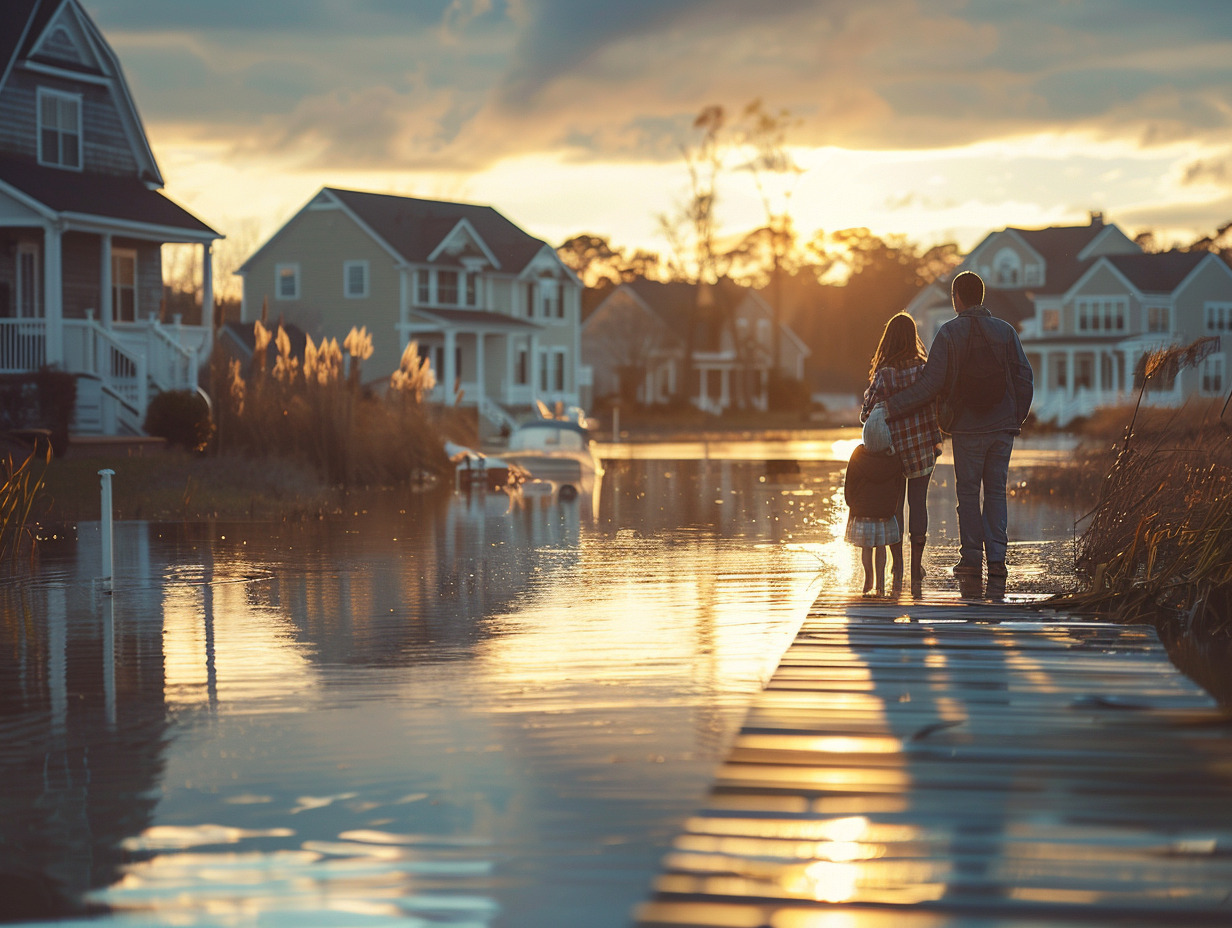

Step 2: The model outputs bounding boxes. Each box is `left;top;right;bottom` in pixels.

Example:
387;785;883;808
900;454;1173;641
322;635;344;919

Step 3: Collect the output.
500;417;603;502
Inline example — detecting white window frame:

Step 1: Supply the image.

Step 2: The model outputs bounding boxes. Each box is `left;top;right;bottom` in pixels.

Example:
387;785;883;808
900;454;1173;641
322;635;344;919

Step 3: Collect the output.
112;247;137;322
343;260;369;299
1041;308;1060;332
1147;305;1171;334
1206;302;1232;334
437;269;459;305
37;87;82;171
1201;356;1225;396
275;263;300;300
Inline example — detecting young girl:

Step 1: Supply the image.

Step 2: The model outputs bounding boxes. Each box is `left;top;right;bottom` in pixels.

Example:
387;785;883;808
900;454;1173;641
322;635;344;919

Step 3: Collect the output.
860;313;943;596
844;409;904;596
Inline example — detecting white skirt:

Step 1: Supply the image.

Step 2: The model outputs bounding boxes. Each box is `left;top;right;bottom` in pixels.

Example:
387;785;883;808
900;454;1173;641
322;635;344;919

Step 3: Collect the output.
845;515;901;547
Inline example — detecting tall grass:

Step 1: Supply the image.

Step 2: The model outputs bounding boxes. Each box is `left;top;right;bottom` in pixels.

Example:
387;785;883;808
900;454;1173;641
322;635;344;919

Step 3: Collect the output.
216;322;458;488
1058;337;1232;633
0;448;49;565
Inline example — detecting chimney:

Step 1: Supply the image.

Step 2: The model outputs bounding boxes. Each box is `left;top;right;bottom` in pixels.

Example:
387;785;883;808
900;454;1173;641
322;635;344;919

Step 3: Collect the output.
1089;210;1104;227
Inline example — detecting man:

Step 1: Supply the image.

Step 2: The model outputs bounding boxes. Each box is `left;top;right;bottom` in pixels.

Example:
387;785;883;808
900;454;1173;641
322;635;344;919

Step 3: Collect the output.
884;271;1033;595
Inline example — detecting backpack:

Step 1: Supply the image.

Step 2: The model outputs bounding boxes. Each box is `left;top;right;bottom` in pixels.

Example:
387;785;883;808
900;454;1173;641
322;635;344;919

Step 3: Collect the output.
953;316;1007;410
938;317;1006;431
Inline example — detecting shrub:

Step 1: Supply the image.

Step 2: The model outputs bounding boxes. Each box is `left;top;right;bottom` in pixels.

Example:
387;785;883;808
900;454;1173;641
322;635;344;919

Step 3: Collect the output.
144;389;214;452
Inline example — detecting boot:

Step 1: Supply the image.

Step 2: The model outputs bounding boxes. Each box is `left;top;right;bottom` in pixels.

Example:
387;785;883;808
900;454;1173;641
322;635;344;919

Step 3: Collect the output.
890;542;904;596
910;535;926;597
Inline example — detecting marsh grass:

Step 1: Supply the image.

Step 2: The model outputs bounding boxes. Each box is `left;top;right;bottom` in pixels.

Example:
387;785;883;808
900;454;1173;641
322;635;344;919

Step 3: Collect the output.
217;324;460;488
1055;337;1232;634
0;448;49;564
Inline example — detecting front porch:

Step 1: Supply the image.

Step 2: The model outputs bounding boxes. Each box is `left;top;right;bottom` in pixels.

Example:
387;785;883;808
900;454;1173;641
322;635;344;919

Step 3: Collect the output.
0;184;219;435
1025;337;1183;426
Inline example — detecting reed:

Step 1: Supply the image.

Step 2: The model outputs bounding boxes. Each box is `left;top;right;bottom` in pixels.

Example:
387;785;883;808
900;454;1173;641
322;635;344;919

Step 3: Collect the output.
1056;337;1232;634
216;323;453;488
0;447;50;565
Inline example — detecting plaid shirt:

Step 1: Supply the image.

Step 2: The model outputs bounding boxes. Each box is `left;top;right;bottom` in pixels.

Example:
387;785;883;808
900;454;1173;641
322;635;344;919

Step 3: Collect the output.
861;363;942;478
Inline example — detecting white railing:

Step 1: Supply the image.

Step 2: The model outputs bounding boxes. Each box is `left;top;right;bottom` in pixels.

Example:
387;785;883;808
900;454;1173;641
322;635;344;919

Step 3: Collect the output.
479;395;519;432
0;319;48;373
146;321;198;392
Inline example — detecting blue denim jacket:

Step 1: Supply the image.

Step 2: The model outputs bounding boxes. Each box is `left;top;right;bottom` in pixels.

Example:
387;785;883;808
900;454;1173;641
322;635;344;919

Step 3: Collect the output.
885;307;1034;434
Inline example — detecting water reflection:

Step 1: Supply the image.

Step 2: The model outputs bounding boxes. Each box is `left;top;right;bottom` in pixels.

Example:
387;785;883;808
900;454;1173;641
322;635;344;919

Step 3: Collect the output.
0;455;1078;927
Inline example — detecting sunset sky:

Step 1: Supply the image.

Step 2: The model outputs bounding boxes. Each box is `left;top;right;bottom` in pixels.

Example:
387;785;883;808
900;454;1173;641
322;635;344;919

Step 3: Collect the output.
84;0;1232;270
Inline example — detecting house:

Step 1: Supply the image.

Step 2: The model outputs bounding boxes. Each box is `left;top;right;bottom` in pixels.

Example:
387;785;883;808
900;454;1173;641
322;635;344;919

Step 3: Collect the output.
904;214;1232;425
0;0;220;435
582;278;810;414
236;188;585;433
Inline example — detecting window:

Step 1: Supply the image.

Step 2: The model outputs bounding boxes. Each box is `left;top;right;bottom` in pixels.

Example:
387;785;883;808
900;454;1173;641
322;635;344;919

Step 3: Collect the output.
112;249;137;322
416;269;430;303
343;260;368;298
524;282;536;318
275;263;299;300
1201;357;1225;395
1148;306;1170;333
37;88;81;169
437;270;459;304
1076;298;1126;334
515;344;529;385
1053;354;1067;389
465;273;479;307
1206;303;1232;333
538;348;549;390
993;248;1021;286
551;348;566;391
1041;309;1060;332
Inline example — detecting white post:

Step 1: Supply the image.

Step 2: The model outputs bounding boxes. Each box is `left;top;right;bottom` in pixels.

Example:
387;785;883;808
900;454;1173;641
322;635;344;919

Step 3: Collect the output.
99;469;115;593
201;242;214;329
44;222;64;364
100;232;113;329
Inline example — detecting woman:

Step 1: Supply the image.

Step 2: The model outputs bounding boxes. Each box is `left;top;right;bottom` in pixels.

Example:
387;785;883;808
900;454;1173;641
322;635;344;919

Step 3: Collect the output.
860;313;943;595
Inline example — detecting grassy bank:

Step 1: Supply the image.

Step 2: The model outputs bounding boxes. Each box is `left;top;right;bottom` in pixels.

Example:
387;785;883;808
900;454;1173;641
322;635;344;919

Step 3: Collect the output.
36;452;349;523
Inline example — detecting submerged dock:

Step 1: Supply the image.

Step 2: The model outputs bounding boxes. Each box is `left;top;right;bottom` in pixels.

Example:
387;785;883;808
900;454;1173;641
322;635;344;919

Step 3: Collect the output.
635;597;1232;927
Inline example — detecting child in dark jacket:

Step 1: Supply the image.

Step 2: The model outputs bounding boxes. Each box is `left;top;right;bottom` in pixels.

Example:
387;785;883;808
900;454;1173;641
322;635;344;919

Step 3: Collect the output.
844;435;905;596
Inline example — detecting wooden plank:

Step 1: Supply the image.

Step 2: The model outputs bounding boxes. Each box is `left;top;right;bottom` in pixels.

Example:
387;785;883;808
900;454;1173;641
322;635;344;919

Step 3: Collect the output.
634;598;1232;927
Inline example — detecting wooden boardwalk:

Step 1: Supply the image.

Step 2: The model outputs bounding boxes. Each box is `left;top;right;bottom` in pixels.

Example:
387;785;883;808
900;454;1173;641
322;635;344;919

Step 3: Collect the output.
635;597;1232;928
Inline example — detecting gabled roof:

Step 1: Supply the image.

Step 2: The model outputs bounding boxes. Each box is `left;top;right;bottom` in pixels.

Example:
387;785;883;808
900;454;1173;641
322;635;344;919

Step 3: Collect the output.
326;188;548;273
1;0;164;187
1006;223;1109;294
1102;251;1208;294
0;152;216;238
0;1;50;91
982;288;1036;329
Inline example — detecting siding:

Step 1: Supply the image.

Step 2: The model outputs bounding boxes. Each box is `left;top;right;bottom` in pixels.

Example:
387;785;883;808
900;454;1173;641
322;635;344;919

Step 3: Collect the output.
243;206;405;380
0;71;138;176
1177;260;1232;337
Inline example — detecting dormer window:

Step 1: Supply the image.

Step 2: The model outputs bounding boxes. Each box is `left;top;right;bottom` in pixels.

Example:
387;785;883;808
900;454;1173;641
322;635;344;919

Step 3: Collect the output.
38;88;81;170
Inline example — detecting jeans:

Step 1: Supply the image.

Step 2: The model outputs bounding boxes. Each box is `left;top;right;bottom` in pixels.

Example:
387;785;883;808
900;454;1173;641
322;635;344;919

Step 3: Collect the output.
895;473;931;542
950;431;1014;566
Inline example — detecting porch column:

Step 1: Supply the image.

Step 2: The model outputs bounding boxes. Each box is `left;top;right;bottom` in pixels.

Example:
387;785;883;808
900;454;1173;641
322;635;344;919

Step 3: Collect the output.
100;233;113;329
444;328;457;401
697;365;709;411
44;222;63;364
720;368;731;409
201;243;214;329
530;334;540;400
398;268;410;345
1066;349;1075;398
474;331;486;406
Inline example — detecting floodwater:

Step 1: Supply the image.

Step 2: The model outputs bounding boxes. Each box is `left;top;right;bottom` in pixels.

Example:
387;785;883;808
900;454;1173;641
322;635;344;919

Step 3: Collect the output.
1;435;1082;928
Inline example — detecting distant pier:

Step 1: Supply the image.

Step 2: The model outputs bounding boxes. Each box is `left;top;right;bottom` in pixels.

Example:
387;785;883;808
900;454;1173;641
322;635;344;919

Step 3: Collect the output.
636;596;1232;927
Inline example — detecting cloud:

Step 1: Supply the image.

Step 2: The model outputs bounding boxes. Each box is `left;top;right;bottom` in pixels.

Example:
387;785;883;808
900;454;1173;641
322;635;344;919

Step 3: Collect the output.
90;0;1232;173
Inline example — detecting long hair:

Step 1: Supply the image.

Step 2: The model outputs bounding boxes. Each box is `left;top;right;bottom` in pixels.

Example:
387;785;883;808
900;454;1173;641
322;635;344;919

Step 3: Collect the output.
869;312;927;381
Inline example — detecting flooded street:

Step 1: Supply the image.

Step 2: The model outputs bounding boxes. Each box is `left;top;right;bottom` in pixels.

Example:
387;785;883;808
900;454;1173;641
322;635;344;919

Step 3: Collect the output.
1;438;1081;927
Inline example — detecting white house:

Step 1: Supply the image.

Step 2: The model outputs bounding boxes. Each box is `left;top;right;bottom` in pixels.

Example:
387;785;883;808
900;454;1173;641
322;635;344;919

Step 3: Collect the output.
583;278;809;414
0;0;220;435
237;188;586;433
905;215;1232;425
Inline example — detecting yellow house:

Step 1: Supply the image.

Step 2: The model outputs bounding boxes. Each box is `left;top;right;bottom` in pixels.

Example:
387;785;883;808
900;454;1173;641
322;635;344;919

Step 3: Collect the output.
237;187;585;432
